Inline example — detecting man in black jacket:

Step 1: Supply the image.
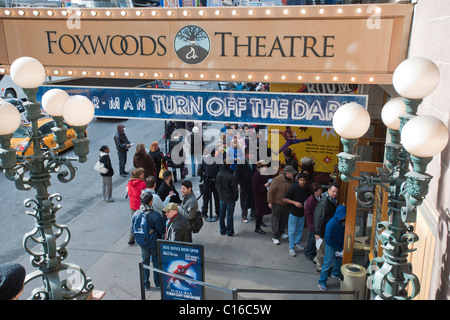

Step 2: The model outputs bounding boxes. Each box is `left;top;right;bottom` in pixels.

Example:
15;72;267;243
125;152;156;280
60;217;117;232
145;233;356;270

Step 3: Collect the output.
198;149;221;218
113;123;132;177
215;163;239;237
313;183;339;272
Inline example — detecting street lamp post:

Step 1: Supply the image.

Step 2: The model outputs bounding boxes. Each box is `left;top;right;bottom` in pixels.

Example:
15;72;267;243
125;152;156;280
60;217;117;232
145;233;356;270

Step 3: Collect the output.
0;57;95;300
333;57;449;300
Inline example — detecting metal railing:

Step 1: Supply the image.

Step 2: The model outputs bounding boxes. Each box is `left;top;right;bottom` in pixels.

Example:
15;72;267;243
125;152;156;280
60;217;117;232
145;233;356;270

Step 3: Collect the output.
139;263;360;300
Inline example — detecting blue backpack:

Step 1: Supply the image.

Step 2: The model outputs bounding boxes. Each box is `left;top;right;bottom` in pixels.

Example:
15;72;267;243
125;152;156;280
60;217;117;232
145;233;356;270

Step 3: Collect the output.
131;210;154;246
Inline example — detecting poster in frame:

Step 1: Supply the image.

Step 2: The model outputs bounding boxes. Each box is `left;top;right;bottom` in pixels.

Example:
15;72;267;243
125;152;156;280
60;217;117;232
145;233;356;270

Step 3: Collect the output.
158;239;205;300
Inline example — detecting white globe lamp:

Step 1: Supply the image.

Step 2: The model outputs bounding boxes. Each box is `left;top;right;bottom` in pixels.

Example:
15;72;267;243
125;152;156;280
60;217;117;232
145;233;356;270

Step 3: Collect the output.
401;115;449;158
42;89;70;117
0;101;21;135
62;95;95;127
393;57;440;100
333;102;371;140
10;57;46;89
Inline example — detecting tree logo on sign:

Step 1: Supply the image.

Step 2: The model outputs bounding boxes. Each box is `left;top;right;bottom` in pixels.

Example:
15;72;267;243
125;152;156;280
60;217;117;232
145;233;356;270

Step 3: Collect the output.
174;25;210;65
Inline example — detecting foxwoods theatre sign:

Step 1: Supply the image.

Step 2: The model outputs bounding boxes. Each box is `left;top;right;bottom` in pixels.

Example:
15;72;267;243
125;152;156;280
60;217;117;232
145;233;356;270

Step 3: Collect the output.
37;86;368;127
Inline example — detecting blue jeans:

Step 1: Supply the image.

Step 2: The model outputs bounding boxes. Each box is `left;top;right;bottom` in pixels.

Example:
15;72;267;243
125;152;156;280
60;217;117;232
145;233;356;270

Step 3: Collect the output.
288;214;305;250
219;201;236;236
140;246;160;288
318;243;342;287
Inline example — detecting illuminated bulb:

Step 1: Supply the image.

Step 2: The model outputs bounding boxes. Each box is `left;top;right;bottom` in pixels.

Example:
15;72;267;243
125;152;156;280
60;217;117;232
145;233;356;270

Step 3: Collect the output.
356;8;362;14
232;10;237;16
106;11;112;16
110;72;116;76
54;70;60;75
120;11;127;16
151;11;157;16
91;11;97;16
297;75;302;80
337;8;343;14
169;73;174;78
82;71;88;76
124;72;130;77
333;76;338;81
283;9;289;15
215;74;221;79
167;10;173;16
68;70;74;75
199;10;205;16
300;9;306;14
47;10;54;16
153;72;159;77
248;75;253;80
200;74;205;78
369;77;374;82
248;10;254;16
264;75;269;80
184;73;189;78
4;10;11;16
281;75;286;80
376;7;382;14
0;68;5;73
33;10;39;16
136;11;142;16
351;77;356;82
61;10;67;16
96;71;102;76
319;9;325;14
265;9;271;15
215;10;221;16
231;74;236;79
18;10;25;16
76;10;82;17
315;76;320;81
183;10;189;16
139;72;145;77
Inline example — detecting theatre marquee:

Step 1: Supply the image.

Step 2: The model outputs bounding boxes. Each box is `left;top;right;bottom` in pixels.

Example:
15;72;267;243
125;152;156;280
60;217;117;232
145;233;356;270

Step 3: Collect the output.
0;4;413;84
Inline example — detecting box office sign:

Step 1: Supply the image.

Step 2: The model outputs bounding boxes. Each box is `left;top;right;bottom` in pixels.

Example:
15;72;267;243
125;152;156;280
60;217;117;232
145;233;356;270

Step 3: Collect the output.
158;240;205;300
0;5;413;84
37;85;368;127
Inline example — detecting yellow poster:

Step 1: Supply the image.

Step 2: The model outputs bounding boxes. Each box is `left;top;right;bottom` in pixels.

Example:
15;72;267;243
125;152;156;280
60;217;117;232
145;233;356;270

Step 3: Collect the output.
268;82;343;174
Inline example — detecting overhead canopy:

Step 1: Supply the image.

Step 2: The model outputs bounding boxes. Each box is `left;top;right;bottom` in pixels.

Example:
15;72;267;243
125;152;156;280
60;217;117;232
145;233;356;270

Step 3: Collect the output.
0;4;413;84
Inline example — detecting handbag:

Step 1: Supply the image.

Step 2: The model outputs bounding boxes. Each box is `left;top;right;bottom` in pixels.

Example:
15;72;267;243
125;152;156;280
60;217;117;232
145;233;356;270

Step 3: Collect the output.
94;160;108;174
159;162;167;179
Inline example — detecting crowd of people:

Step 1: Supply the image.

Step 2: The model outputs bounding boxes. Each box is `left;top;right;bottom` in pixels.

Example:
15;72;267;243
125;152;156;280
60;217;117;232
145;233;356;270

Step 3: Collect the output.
97;121;347;292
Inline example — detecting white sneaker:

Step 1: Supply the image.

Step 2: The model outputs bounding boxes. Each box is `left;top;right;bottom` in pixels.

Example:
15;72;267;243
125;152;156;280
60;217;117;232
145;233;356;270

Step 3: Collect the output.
281;233;288;239
289;249;297;257
272;238;280;245
295;244;305;251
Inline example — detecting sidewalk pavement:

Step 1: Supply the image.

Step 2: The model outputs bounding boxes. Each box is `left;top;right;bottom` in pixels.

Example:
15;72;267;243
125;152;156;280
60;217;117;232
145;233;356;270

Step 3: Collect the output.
16;172;344;300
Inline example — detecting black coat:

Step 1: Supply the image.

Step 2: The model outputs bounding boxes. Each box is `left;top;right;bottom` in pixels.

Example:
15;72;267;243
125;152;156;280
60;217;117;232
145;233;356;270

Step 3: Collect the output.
234;161;255;210
99;153;114;177
215;166;239;202
313;193;338;238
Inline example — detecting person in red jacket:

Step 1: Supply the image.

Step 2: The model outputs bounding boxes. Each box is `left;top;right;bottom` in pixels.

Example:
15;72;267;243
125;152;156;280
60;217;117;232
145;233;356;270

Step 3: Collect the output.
127;167;146;245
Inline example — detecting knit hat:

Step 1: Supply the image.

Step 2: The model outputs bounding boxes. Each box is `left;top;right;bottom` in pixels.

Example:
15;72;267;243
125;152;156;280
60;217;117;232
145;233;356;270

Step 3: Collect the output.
0;262;26;300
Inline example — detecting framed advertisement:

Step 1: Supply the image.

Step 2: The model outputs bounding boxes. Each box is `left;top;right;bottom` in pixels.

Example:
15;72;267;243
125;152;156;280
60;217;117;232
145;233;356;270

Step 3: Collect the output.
158;239;205;300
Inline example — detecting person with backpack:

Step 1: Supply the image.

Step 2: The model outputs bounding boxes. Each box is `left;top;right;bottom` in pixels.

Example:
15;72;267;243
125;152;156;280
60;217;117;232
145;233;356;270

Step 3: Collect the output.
131;192;165;291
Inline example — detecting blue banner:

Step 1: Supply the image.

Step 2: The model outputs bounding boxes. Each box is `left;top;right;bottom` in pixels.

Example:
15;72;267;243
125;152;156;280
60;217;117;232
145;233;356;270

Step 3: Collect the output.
38;86;367;127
